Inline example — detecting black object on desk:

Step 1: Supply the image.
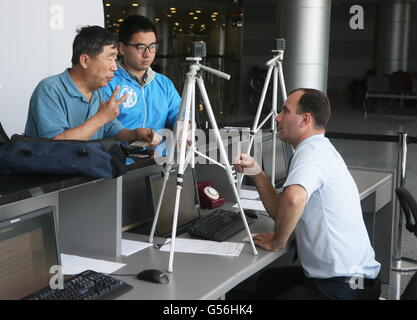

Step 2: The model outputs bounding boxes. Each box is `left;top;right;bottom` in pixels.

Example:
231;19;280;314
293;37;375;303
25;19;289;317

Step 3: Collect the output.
137;269;169;284
24;270;133;300
188;208;256;242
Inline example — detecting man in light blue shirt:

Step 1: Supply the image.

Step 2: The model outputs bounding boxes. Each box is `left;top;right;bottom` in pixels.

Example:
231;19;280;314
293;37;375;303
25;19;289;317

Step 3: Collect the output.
25;26;161;146
101;15;180;133
235;88;381;300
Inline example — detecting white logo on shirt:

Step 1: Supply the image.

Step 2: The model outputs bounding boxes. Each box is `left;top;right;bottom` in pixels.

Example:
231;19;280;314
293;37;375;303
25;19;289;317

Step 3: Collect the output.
119;85;138;109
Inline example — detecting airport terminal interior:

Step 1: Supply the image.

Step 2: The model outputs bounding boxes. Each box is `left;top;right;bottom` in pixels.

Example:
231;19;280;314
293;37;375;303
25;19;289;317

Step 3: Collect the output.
101;0;417;299
1;0;417;300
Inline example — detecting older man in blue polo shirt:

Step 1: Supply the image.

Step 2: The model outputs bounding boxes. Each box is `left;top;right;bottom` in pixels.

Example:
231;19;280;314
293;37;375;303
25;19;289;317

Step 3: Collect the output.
235;88;381;300
25;26;161;146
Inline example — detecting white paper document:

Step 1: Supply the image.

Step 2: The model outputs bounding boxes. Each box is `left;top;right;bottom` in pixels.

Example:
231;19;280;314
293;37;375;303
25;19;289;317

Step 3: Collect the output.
121;239;153;256
239;189;259;200
159;238;244;257
233;199;266;212
60;254;126;275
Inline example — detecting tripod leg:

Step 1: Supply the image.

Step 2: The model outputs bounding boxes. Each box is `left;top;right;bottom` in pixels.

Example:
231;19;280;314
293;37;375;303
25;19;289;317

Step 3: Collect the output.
149;75;191;244
271;64;279;188
237;64;274;189
252;64;274;133
149;163;172;243
277;61;287;101
197;77;258;256
277;61;293;171
167;76;194;273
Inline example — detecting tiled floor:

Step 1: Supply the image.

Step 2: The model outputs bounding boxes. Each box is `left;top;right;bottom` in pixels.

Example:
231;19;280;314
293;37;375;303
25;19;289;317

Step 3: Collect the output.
219;95;417;300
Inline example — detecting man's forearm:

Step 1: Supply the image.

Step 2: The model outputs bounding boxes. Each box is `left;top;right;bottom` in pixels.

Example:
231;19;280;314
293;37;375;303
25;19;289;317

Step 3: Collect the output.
251;171;282;220
271;186;306;249
53;114;106;140
115;129;138;143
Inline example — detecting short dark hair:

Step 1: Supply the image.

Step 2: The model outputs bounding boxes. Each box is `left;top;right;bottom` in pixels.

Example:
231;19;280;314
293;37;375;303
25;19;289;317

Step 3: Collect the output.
119;15;157;44
71;26;117;65
290;88;331;128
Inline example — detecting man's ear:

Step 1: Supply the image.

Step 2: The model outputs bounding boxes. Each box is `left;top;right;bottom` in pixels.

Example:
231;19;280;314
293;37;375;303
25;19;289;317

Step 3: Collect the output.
300;112;313;128
118;42;126;56
79;54;90;69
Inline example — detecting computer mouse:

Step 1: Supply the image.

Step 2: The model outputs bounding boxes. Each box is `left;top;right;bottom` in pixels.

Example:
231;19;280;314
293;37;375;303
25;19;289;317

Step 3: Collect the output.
136;269;169;284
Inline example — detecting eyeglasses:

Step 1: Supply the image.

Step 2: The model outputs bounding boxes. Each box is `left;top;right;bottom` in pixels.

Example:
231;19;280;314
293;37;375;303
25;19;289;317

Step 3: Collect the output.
125;42;159;54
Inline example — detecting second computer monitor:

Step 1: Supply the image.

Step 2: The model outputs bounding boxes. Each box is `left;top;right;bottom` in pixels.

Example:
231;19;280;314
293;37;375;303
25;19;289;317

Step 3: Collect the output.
147;167;200;237
262;139;288;187
0;206;59;300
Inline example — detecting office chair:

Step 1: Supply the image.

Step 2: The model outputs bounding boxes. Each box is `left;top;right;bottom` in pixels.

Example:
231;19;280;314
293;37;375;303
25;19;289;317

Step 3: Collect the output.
394;187;417;272
401;271;417;300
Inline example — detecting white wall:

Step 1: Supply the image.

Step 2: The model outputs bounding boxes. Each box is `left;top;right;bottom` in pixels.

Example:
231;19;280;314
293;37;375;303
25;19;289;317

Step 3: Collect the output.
0;0;104;136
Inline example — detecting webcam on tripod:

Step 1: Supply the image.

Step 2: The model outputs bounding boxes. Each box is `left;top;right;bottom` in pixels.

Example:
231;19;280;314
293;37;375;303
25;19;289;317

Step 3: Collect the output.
275;38;285;51
191;41;207;58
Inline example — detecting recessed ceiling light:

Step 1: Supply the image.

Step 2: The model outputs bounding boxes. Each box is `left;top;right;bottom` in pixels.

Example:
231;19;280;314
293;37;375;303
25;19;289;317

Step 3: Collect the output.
174;22;180;26
196;10;202;14
170;7;176;11
131;3;139;7
105;3;111;7
189;12;194;15
118;18;124;22
166;14;172;17
193;16;198;20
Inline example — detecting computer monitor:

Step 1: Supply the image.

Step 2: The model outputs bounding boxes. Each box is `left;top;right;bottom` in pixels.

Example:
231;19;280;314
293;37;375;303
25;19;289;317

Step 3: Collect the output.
147;167;200;237
262;139;288;187
0;206;59;300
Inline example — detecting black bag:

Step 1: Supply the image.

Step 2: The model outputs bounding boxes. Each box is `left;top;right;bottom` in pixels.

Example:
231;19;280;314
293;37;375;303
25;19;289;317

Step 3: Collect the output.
0;134;128;179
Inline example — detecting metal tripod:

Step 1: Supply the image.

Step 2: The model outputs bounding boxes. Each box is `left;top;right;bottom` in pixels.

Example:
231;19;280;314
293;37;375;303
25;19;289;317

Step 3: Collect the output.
238;39;292;189
149;57;258;273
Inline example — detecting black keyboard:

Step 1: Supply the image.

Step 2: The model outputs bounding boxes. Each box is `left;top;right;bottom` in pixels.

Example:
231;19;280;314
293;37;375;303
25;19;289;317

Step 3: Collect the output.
188;209;256;242
23;270;132;300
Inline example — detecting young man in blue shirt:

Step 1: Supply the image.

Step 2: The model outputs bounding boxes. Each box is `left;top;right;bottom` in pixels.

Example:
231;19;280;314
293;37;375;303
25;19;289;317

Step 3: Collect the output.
235;88;381;300
101;15;181;134
25;26;161;146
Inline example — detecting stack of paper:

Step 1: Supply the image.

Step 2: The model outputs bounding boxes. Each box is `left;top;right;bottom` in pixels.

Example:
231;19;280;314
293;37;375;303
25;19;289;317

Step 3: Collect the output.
239;189;259;200
233;199;266;212
121;239;153;256
60;254;125;275
159;238;244;257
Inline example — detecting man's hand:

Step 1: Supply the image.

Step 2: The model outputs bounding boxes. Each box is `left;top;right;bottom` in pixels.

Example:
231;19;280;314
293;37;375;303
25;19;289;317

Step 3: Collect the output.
175;120;194;149
97;86;129;124
233;153;262;176
253;232;283;251
135;128;162;147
